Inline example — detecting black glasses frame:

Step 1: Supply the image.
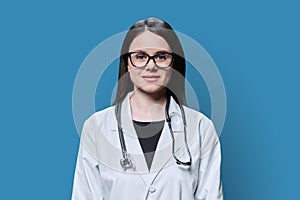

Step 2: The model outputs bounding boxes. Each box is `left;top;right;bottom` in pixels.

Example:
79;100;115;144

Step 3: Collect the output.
126;51;174;68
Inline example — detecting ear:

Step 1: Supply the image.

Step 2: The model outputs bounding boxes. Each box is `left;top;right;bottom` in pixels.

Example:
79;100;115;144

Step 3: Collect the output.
127;66;131;72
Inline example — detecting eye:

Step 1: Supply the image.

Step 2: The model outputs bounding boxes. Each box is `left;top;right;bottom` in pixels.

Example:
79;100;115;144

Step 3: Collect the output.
154;53;167;61
134;53;147;60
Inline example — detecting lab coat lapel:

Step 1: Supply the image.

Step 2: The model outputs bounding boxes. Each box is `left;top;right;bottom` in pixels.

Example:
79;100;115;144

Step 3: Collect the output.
120;92;149;172
150;96;184;172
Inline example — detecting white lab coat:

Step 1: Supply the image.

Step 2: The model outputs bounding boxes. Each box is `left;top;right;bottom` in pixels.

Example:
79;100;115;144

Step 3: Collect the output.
72;91;223;200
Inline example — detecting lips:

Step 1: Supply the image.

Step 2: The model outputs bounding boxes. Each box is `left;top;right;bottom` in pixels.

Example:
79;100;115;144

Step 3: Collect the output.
142;75;160;82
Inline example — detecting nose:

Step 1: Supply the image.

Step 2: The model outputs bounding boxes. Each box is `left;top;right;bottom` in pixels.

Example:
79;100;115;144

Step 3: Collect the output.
145;58;157;71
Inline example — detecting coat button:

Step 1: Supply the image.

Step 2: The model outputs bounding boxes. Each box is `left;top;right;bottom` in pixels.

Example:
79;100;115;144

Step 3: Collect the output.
149;186;156;193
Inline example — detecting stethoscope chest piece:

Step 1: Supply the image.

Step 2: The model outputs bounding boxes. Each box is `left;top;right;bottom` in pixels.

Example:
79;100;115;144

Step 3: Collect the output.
120;152;135;171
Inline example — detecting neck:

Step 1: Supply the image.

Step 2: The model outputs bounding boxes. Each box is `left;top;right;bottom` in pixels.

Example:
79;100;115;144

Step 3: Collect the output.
130;88;167;122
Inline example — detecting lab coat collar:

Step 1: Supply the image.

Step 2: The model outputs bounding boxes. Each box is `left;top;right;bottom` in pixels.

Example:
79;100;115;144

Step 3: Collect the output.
111;91;184;133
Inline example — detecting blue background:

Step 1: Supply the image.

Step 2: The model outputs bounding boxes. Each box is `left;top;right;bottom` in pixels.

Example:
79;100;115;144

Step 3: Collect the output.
1;0;299;199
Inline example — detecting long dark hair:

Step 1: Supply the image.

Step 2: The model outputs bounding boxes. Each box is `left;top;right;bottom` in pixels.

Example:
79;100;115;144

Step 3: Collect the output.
113;17;186;105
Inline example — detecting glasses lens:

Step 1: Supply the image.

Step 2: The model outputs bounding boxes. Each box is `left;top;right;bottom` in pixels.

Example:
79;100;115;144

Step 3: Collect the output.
130;53;149;68
154;53;173;68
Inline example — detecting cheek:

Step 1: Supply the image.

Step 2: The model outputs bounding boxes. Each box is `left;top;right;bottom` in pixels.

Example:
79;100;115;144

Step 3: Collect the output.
163;70;172;84
128;68;141;85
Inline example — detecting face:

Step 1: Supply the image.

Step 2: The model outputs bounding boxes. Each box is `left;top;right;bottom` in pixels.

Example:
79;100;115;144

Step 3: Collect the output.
127;31;172;94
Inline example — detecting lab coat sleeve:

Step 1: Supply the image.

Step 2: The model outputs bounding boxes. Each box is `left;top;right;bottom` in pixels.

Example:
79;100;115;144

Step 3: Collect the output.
72;119;104;200
194;119;223;200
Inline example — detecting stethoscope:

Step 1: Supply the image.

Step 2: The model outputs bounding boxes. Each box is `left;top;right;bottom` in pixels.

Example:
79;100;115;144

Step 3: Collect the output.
115;91;192;171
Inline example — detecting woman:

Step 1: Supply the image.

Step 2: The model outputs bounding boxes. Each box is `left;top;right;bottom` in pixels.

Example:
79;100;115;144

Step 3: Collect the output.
72;17;223;200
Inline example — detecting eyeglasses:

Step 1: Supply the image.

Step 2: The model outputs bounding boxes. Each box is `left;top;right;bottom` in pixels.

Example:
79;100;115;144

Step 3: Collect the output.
126;51;174;68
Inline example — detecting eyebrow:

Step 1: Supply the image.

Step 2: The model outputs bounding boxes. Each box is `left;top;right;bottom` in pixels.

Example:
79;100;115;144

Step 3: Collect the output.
132;50;171;54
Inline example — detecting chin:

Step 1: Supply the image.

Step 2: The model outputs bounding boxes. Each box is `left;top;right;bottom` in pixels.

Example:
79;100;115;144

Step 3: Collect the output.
138;84;166;94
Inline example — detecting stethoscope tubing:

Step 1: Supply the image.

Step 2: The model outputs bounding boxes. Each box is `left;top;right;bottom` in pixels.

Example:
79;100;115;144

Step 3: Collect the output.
116;92;192;171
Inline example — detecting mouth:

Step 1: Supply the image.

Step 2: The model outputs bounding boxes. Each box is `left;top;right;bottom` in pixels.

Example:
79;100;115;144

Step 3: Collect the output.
142;75;160;82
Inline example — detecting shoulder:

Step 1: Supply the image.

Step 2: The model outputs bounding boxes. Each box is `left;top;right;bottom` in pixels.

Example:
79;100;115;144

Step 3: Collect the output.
84;105;116;127
183;106;218;142
183;105;213;126
79;106;116;155
80;105;116;140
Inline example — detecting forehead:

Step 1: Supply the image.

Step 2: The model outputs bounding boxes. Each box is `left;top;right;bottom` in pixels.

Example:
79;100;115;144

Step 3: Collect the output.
129;31;171;52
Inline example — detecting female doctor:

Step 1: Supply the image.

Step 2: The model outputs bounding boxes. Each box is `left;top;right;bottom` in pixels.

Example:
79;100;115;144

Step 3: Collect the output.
72;17;223;200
